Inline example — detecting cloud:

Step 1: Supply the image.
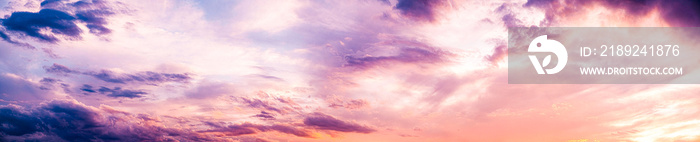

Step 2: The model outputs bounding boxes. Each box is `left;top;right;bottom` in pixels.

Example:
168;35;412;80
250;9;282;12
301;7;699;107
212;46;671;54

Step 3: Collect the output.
0;73;54;102
2;9;81;43
485;43;507;64
0;0;115;43
344;47;446;68
394;0;448;22
83;70;192;84
201;122;312;138
39;77;70;92
43;0;114;35
237;97;287;114
45;63;192;84
0;100;212;141
252;111;275;120
303;112;375;133
0;31;35;49
328;99;368;109
524;0;700;27
80;85;147;98
75;9;113;35
44;63;78;75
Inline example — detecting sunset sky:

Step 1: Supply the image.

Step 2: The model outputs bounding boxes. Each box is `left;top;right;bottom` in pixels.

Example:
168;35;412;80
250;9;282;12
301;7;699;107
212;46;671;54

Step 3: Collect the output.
2;0;700;141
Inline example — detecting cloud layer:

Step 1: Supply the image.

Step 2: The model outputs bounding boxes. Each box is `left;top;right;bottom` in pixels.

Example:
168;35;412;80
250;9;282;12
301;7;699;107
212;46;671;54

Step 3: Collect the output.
1;0;700;141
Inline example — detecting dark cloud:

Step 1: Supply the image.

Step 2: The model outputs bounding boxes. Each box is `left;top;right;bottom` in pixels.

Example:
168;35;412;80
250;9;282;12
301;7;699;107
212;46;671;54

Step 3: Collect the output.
377;0;391;5
45;63;193;84
79;85;146;98
0;0;114;43
84;70;192;84
524;0;555;7
267;124;312;138
97;86;146;98
0;100;211;141
249;74;284;81
394;0;447;22
70;0;108;9
2;9;81;43
525;0;700;27
657;1;700;27
201;122;312;138
327;36;451;69
80;84;96;93
41;0;114;33
344;47;445;68
40;0;63;7
200;123;257;136
0;31;35;49
303;112;375;133
44;63;78;75
75;9;113;35
252;111;275;120
39;77;70;92
39;78;60;84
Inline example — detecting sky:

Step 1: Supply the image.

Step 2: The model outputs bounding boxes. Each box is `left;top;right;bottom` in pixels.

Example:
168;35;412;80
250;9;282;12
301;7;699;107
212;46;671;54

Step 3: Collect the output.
1;0;700;141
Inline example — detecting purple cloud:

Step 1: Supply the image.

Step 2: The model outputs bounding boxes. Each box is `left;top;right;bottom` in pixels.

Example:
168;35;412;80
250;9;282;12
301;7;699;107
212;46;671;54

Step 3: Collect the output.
238;97;286;114
252;111;276;120
525;0;700;27
329;99;369;109
394;0;447;22
0;100;212;141
83;70;192;84
303;113;375;133
345;47;446;68
2;9;81;43
201;122;312;138
44;63;78;75
80;85;147;98
45;63;192;85
0;0;114;44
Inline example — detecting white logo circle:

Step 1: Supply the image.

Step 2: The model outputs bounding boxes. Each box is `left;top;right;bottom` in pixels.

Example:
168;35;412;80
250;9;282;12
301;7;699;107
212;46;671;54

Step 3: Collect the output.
528;35;568;74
